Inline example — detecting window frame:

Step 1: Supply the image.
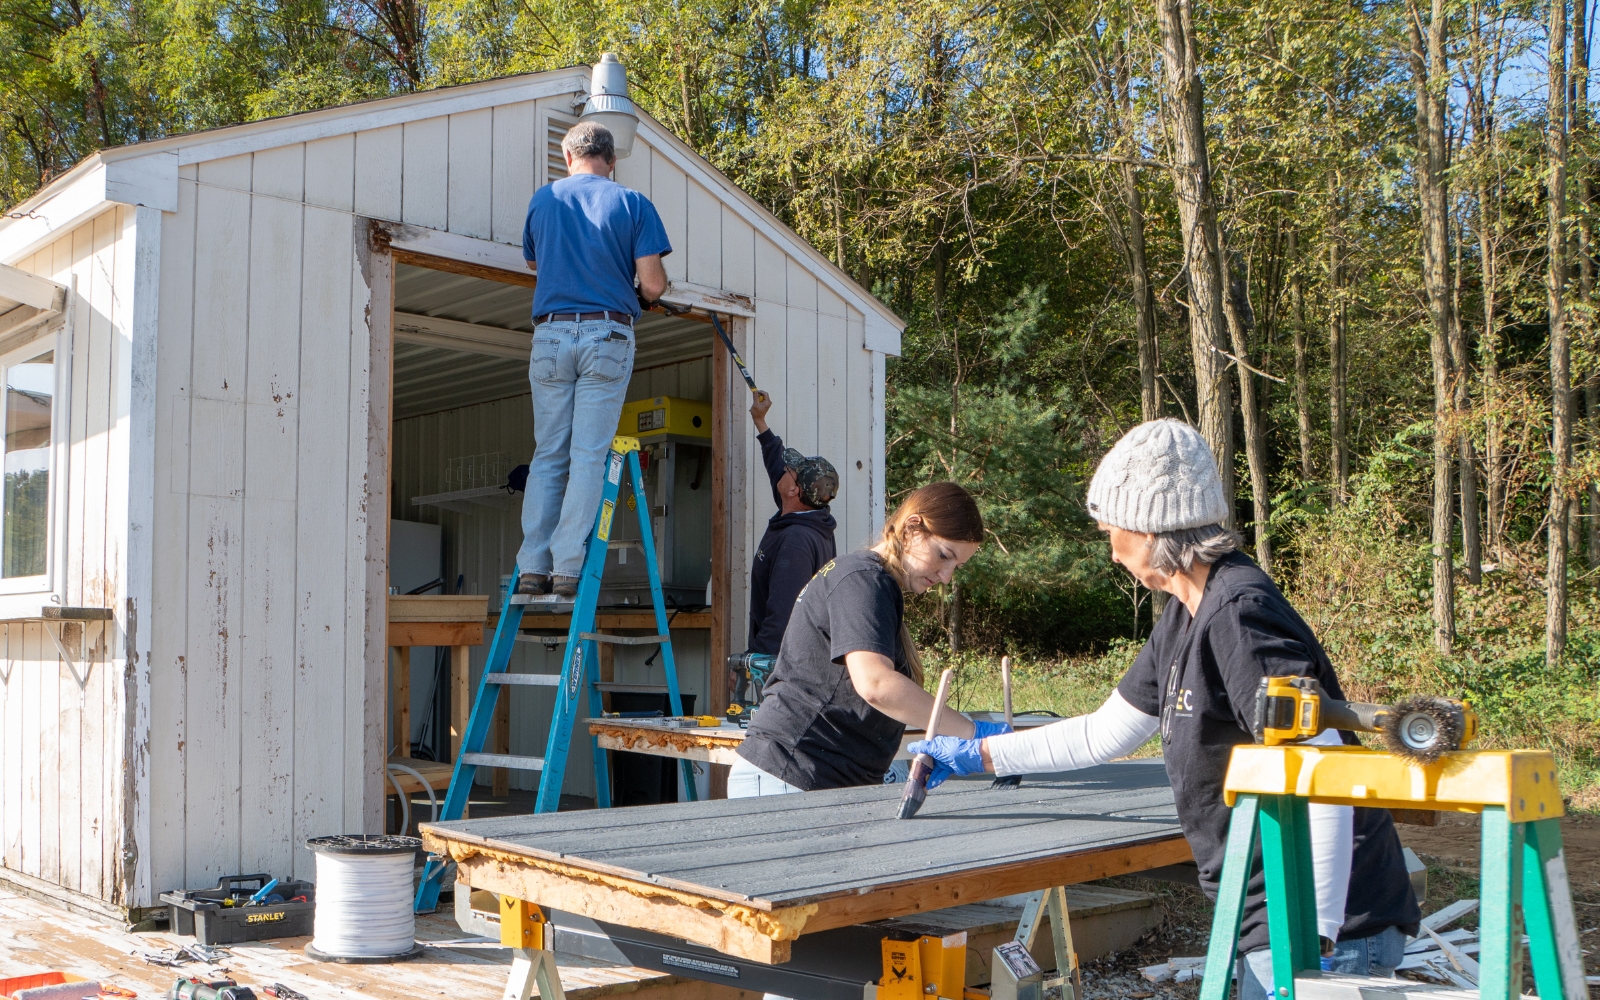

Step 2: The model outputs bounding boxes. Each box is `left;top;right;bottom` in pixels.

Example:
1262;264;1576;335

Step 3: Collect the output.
0;329;62;595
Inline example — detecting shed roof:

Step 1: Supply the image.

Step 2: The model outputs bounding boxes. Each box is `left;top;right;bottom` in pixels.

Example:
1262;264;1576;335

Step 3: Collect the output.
0;66;904;345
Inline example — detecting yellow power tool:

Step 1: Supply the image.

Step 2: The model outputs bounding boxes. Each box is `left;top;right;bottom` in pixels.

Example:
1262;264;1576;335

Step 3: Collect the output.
1251;676;1477;763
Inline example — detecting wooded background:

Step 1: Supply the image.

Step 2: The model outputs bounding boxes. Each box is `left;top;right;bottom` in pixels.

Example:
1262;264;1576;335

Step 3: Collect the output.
2;0;1596;788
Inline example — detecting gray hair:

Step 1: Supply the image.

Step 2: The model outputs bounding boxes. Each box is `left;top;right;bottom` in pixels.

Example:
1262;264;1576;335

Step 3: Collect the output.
562;121;615;163
1147;523;1241;574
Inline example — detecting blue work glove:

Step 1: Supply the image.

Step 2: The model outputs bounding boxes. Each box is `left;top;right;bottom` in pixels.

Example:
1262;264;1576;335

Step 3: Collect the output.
970;719;1013;740
906;736;986;790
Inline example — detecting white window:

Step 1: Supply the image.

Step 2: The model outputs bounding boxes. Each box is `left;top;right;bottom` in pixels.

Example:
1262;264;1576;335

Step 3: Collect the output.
0;344;54;585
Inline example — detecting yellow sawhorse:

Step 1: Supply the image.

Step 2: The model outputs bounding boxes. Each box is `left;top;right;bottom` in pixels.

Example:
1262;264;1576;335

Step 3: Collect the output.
1197;746;1586;1000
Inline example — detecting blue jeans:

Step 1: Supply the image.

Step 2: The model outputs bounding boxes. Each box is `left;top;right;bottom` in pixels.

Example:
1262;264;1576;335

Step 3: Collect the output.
1241;925;1405;999
516;320;635;578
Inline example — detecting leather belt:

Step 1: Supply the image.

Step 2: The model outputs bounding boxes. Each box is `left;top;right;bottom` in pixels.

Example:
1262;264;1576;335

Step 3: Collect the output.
535;311;634;327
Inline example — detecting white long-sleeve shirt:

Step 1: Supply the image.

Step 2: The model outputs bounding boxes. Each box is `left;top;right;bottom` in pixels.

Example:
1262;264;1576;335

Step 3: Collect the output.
985;692;1354;940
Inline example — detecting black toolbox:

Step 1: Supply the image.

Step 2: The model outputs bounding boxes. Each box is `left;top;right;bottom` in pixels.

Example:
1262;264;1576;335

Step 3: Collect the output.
160;873;316;945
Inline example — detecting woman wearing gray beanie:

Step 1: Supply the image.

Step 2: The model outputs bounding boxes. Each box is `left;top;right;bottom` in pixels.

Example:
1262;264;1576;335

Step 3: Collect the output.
907;419;1420;998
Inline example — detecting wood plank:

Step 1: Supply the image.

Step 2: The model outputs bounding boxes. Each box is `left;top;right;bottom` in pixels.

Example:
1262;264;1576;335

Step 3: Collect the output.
392;247;537;288
491;101;537;244
453;645;471;762
814;303;847;539
150;179;197;897
709;316;731;758
393;646;412;757
186;496;245;884
753;235;786;305
84;210;118;604
589;724;742;766
304;133;355;212
354;125;403;222
292;207;354;880
507;612;712;631
1;627;18;873
21;623;41;879
197;153;253;191
447;108;493;239
685;180;721;288
652;149;688;284
240;497;297;879
401;116;450;230
58;590;84;897
844;314;871;550
390;620;485;646
389;593;490;621
190;184;251;404
350;233;393;835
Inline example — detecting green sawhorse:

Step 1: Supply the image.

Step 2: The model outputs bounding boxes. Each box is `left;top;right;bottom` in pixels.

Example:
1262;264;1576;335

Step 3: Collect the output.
1198;745;1587;1000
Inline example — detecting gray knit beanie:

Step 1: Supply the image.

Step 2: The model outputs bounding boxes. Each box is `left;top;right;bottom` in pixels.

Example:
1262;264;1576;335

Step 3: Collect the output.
1086;419;1230;533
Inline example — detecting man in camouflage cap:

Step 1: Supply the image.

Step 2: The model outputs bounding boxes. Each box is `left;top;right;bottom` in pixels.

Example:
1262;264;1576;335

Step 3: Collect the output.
743;390;839;674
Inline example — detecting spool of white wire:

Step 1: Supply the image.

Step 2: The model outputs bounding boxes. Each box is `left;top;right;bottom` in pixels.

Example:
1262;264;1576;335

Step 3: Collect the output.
305;835;424;963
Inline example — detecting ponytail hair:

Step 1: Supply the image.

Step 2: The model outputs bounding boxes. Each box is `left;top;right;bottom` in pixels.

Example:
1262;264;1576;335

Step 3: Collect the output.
875;482;984;687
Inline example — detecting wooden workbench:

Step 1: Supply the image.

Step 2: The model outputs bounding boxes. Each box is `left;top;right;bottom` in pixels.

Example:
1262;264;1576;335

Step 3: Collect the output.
587;713;1062;766
420;760;1189;965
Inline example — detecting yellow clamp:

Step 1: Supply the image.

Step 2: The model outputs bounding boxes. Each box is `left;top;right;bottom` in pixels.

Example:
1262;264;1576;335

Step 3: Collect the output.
499;895;546;950
879;933;968;1000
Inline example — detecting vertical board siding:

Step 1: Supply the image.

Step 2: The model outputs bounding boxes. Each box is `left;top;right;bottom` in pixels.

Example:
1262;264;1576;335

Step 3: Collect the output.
353;126;403;222
651;150;688;284
304;135;355;213
401;118;450;231
491;103;537;244
447;109;494;240
0;209;132;904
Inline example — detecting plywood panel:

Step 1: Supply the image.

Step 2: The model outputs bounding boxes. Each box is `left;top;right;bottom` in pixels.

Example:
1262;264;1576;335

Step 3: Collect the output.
783;306;818;456
448;109;493;240
612;135;650;195
491;102;537;244
684;180;720;288
720;210;755;298
651;150;687;284
149;179;198;894
294;207;354;879
305;134;355;212
253;143;305;202
186;495;246;884
354;126;403;222
402;117;450;231
197;154;252;192
785;256;817;314
753;235;785;306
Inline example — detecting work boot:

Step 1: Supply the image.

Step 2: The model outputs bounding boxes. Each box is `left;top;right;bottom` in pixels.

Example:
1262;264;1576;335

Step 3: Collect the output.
552;575;579;599
514;573;550;596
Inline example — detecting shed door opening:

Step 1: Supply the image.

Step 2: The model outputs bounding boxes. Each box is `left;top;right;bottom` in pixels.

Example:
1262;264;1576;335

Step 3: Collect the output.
386;258;719;816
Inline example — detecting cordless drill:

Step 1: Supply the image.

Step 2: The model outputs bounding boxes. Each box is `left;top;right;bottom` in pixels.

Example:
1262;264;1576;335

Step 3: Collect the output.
167;977;258;1000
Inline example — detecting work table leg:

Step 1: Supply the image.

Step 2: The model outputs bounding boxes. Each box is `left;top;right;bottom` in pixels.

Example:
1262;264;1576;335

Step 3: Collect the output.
392;646;411;757
503;948;566;1000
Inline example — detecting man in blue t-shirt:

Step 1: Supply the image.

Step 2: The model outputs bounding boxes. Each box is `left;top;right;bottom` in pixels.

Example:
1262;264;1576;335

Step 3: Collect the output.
515;121;672;598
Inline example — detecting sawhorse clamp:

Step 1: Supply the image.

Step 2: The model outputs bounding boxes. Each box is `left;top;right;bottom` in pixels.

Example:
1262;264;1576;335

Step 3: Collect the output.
1198;745;1586;1000
499;896;565;1000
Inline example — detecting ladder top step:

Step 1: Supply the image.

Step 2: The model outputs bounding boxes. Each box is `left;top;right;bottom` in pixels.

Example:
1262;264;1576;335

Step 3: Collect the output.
485;671;561;686
460;752;545;771
580;632;669;645
510;594;575;607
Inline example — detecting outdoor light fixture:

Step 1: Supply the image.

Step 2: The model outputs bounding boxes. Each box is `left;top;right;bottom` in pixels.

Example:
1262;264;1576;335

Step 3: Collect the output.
580;53;639;159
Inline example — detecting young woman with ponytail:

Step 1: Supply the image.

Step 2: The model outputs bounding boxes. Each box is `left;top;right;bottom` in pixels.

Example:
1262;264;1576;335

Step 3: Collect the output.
730;481;1012;797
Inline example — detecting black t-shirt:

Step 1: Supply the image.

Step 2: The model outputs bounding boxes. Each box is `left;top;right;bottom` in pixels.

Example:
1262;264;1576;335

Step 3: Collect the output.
738;550;910;790
1117;551;1420;954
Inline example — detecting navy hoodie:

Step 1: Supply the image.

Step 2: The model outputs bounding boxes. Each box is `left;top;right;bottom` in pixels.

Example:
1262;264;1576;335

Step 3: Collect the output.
747;429;838;655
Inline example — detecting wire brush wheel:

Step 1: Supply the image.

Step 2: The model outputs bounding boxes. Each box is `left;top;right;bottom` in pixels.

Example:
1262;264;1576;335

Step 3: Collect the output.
1379;696;1466;763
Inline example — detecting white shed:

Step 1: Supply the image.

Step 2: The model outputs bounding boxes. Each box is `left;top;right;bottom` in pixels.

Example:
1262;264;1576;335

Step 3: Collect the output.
0;65;904;918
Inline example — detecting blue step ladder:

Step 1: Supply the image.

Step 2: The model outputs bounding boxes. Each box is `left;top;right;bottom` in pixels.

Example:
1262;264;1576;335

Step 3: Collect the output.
414;435;697;913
